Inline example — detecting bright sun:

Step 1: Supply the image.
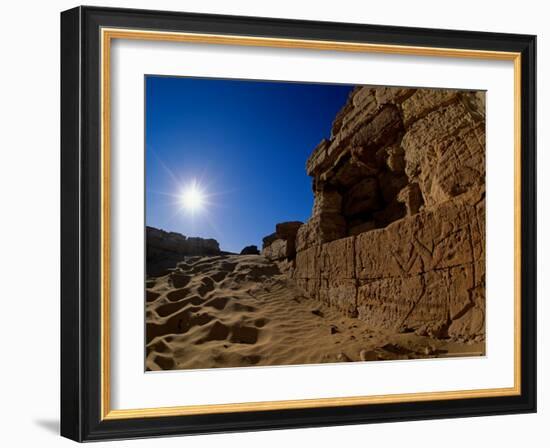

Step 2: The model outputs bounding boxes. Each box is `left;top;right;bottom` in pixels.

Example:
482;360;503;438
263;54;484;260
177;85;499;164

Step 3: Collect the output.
181;183;205;212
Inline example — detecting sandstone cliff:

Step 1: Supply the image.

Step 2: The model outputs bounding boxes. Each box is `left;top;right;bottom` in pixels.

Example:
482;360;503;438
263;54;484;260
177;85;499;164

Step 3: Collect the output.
263;86;485;340
146;226;220;276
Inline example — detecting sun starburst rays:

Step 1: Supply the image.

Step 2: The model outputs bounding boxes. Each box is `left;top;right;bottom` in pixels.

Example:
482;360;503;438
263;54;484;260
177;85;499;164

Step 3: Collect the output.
180;180;206;213
147;148;238;242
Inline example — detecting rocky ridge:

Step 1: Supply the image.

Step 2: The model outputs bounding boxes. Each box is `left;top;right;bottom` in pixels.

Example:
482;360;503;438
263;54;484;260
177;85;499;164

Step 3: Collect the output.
146;226;220;276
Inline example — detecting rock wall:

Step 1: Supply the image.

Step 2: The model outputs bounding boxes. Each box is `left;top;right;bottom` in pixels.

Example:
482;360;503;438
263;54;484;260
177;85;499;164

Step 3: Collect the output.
146;226;220;276
262;221;303;261
265;86;486;340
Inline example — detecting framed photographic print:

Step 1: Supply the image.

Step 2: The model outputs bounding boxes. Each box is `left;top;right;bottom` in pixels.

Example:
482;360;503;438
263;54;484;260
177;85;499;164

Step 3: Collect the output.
60;6;537;442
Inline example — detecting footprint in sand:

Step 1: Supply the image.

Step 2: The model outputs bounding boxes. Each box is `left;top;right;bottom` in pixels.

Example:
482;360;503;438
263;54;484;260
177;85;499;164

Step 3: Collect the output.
189;262;217;274
196;320;260;345
146;290;160;303
169;272;191;288
228;302;256;313
210;271;228;282
197;277;215;297
154;354;175;370
198;320;230;343
204;296;230;310
254;317;269;328
146;307;214;343
219;261;237;273
155;297;202;317
155;301;187;318
149;338;171;354
166;288;192;302
229;325;259;344
240;354;262;365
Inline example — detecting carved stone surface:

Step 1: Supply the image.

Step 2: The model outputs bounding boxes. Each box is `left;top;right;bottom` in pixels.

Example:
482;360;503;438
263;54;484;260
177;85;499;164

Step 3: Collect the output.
402;102;485;207
266;86;485;339
401;89;460;125
355;192;484;279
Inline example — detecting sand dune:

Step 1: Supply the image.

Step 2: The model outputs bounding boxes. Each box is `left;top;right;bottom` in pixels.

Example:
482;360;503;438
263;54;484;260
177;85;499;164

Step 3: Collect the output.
145;255;483;371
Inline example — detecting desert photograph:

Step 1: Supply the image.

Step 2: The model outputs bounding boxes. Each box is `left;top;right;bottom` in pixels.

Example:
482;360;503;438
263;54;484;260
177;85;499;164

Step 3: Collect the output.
145;76;486;371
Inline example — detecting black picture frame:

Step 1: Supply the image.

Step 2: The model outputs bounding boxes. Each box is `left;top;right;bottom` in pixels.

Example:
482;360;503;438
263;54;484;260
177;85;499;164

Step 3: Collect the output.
61;5;536;442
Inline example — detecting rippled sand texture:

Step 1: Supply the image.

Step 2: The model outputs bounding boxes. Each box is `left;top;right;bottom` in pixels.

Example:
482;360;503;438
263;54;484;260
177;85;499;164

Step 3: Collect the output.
145;255;483;371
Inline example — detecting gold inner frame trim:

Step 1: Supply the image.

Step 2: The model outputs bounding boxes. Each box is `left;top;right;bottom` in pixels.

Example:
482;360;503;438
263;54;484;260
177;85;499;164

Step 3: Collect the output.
100;27;522;421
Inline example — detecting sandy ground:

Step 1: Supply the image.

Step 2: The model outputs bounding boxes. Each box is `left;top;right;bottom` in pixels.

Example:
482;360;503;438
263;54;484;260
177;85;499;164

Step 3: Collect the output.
146;255;484;371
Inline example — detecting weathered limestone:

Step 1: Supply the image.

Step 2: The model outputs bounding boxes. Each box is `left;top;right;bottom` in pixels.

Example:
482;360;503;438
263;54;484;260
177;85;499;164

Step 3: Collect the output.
262;239;290;260
357;271;448;332
402;102;485;207
276;221;303;240
292;190;485;337
385;145;406;173
262;221;303;261
354;192;484;279
348;220;376;236
351;105;403;156
374;87;416;106
319;237;357;317
401;89;460;125
354;192;485;334
302;87;483;247
295;213;346;252
312;188;342;215
397;183;423;216
294;237;358;317
264;86;486;340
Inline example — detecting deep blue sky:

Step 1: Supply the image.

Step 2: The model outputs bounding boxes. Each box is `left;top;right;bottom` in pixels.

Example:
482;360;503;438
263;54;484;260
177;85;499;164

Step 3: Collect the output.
145;76;353;253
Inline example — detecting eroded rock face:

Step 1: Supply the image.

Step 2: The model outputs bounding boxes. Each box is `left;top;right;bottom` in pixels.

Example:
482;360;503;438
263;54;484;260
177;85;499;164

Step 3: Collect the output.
296;213;346;252
355;191;485;336
264;85;485;340
293;191;485;338
402;103;485;207
146;226;220;276
262;221;303;261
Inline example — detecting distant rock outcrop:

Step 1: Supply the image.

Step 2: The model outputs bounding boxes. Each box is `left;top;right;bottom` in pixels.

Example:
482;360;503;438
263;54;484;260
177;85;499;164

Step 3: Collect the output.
146;226;220;276
240;245;260;255
262;86;486;340
262;221;303;261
